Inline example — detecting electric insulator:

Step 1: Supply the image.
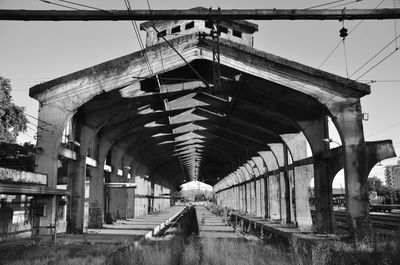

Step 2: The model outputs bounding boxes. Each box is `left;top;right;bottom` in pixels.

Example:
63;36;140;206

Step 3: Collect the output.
339;27;348;38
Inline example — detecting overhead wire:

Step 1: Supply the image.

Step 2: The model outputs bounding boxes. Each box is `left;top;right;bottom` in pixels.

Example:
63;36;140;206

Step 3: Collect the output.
395;0;399;49
317;0;385;70
57;0;114;14
144;0;199;180
366;121;400;138
355;47;399;80
327;0;363;9
359;79;400;83
1;101;53;133
38;0;80;10
350;33;400;79
123;0;155;79
316;0;388;109
303;0;346;10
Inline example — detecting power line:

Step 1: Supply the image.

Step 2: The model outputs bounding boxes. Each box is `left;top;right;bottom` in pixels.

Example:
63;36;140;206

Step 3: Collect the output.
151;25;209;88
57;0;114;14
342;39;349;78
317;0;385;70
350;33;400;78
327;0;363;9
359;79;400;83
123;0;154;78
38;0;80;10
355;47;399;80
367;121;400;138
394;0;399;49
304;0;346;10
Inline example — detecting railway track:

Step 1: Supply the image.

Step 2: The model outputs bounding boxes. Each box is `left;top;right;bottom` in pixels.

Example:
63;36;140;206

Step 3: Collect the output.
312;210;400;237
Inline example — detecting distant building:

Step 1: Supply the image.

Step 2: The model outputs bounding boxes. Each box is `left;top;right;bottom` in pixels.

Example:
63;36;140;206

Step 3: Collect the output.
385;163;400;203
180;181;213;201
385;164;400;189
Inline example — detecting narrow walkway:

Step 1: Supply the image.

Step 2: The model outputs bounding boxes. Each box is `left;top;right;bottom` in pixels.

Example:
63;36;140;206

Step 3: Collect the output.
86;205;186;241
195;205;240;238
0;206;187;248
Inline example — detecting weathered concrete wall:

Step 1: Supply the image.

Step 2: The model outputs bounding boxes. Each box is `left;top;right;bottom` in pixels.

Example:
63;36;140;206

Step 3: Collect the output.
0;167;47;185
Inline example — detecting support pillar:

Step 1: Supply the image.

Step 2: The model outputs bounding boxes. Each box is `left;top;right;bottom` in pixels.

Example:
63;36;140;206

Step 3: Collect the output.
332;101;370;240
70;124;96;233
88;138;112;228
269;174;281;220
108;147;125;221
34;106;69;235
300;118;335;233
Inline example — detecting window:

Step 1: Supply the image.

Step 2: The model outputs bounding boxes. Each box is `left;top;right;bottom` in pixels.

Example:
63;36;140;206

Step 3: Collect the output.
219;26;228;34
185;21;194;30
205;21;212;29
157;29;167;38
233;29;242;38
171;25;181;34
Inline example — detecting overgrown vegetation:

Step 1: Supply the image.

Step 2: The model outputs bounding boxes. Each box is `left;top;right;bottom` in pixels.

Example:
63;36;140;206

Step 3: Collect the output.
0;241;119;265
0;142;36;172
291;235;400;265
0;76;28;143
107;236;293;265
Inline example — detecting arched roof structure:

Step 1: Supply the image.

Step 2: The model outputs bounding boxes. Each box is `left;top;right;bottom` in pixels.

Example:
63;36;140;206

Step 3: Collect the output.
30;19;371;191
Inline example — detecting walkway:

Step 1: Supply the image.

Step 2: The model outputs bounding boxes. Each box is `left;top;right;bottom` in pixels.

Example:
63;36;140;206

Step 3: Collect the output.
86;205;186;241
195;205;240;238
0;206;187;248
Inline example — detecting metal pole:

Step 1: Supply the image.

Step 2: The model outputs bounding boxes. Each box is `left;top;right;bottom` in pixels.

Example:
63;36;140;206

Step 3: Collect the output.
0;9;400;21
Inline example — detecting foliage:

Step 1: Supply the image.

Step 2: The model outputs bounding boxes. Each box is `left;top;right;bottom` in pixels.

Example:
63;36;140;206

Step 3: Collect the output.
0;76;28;143
0;242;117;265
367;176;384;192
367;176;400;204
0;141;36;171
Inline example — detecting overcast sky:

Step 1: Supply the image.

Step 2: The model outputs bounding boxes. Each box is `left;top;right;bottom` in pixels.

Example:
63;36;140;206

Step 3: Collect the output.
1;0;399;185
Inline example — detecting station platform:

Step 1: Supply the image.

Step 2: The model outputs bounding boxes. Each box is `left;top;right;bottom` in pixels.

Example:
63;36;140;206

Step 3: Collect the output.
88;205;186;239
0;205;187;248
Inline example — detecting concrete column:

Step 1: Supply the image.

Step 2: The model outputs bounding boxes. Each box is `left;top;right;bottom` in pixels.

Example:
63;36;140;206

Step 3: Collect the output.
126;171;135;218
34;106;69;235
269;174;281;220
88;138;112;228
260;177;266;218
269;144;291;224
252;177;257;216
246;162;257;216
246;182;251;215
234;186;240;211
300;118;335;233
256;179;262;217
332;101;370;239
242;184;247;213
258;151;279;220
108;147;125;221
70;124;96;233
134;176;140;217
294;165;313;229
281;133;313;229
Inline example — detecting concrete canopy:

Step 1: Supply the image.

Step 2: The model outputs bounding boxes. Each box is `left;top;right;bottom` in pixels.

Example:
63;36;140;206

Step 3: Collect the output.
29;28;370;190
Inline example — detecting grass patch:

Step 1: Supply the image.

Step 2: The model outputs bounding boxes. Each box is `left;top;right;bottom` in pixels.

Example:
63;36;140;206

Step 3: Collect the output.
0;242;119;265
107;236;293;265
291;235;400;265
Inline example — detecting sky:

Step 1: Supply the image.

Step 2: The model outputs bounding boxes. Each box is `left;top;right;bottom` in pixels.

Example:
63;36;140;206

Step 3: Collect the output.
1;0;399;186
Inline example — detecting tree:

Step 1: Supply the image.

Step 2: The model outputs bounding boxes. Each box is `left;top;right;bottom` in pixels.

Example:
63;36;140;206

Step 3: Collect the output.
367;176;384;192
0;76;27;143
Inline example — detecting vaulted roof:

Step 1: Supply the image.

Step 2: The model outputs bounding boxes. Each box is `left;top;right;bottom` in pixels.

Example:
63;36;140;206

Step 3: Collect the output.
30;31;370;189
